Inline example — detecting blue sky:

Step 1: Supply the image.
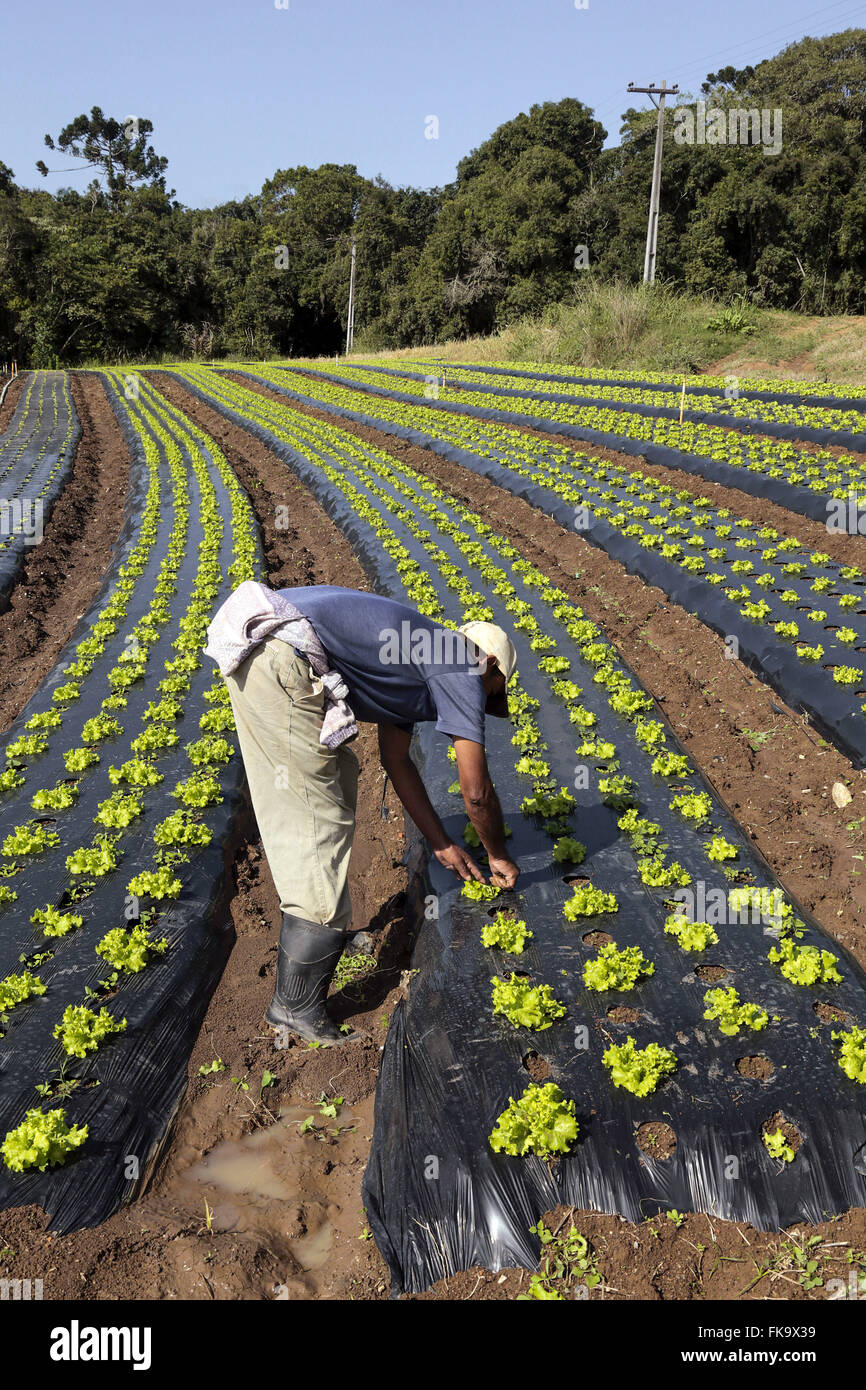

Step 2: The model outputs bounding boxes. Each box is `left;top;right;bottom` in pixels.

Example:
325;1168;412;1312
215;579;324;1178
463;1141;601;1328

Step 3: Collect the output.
3;0;863;207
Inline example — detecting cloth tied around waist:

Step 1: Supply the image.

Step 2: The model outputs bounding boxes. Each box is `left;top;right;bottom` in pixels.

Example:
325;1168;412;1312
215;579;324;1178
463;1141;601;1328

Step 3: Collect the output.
203;580;358;749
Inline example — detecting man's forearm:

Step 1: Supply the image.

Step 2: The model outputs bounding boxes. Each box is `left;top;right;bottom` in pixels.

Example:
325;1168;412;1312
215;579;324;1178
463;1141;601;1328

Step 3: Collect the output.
384;755;451;851
464;783;508;859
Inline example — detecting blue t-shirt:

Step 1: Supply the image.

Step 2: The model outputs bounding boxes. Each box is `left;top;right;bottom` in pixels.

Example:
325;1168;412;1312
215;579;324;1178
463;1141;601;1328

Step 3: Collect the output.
280;586;487;744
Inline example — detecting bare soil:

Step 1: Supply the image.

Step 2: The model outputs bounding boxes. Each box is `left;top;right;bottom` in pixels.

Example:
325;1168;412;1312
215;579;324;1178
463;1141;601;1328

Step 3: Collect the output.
0;374;131;733
0;372;25;433
229;372;866;973
736;1055;775;1081
0;372;408;1301
3;369;865;1303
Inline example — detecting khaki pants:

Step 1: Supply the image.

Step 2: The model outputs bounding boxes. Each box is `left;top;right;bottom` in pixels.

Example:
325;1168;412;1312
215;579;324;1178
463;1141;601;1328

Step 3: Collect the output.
224;637;359;929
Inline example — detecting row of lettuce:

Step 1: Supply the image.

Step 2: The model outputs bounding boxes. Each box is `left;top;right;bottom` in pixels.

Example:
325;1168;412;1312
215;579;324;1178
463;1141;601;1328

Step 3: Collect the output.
236;364;866;738
352;358;866;436
0;372;79;578
273;361;866;503
362;357;866;407
171;365;866;1172
0;372;258;1175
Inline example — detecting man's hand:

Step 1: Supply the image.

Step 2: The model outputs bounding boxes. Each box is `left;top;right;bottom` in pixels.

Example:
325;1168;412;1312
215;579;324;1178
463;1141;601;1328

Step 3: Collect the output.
434;842;486;883
488;855;520;890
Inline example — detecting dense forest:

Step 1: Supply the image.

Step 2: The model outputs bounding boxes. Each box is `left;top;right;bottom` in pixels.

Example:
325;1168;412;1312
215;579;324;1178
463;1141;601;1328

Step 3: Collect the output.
1;28;864;365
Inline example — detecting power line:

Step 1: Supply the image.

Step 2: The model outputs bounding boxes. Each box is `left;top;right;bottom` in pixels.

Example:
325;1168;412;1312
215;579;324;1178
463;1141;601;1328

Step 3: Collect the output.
673;0;866;92
595;0;864;134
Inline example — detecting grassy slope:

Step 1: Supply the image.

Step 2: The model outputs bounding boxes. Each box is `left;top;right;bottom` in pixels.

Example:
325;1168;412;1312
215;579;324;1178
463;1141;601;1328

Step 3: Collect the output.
338;283;866;388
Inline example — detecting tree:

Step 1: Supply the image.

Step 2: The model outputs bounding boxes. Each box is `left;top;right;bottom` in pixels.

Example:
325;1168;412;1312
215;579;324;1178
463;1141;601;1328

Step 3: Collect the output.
36;106;174;209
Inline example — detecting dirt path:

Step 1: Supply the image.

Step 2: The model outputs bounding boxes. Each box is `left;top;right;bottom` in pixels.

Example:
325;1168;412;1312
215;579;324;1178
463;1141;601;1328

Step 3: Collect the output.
0;373;131;733
4;371;866;1302
286;366;866;569
0;372;25;434
229;371;866;969
0;372;406;1301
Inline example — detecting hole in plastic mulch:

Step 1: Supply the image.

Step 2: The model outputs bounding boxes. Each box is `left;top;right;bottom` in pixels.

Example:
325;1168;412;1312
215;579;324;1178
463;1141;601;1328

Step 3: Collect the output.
735;1055;774;1081
607;1004;642;1025
763;1110;803;1157
522;1051;552;1083
635;1121;677;1160
582;930;613;949
814;999;850;1025
694;964;732;983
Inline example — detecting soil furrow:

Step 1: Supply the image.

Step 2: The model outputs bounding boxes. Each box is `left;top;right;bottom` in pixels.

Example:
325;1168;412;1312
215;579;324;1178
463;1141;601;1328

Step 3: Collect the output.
284;367;866;569
221;370;866;969
0;373;131;732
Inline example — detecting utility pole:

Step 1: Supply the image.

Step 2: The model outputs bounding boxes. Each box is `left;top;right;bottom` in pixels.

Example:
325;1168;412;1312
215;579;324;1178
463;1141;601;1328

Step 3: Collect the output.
345;232;357;354
628;81;678;284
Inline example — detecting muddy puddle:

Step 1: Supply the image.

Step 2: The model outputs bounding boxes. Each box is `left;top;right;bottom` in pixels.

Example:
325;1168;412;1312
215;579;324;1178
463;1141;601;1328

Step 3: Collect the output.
141;1095;376;1298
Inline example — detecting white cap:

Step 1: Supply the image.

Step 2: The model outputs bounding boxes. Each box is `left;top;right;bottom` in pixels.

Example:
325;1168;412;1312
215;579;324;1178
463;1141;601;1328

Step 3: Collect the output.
458;622;518;683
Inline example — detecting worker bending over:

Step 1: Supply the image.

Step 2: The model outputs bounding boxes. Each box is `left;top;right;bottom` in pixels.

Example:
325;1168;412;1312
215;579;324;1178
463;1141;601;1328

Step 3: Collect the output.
205;581;520;1046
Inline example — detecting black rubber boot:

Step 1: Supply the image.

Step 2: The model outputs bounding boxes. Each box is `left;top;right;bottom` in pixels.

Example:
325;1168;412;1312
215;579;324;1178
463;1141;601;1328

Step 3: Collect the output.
265;913;357;1045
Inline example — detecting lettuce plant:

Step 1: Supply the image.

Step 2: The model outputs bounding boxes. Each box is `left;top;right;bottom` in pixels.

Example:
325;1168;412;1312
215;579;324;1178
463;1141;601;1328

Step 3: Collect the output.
53;1004;127;1058
2;822;60;857
552;837;586;865
583;943;654;992
81;714;123;744
602;1037;677;1096
482;910;532;953
703;987;768;1035
763;1128;794;1164
704;835;738;862
1;1107;88;1172
833;665;863;685
31;783;79;812
521;787;576;818
5;733;49;761
95;924;169;974
637;856;691;888
664;913;718;952
598;774;638;810
185;736;232;766
130;724;180;755
64;747;100;774
563;884;618;919
108;758;163;788
153;810;212;848
832;1027;866;1084
669;791;713;825
768;937;842;986
461;880;500;903
651;753;691;778
490;974;566;1031
94;791;144;829
172;774;223;808
30;906;83;938
66;835;118;877
489;1082;578;1158
0;971;46;1012
126;867;182;900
